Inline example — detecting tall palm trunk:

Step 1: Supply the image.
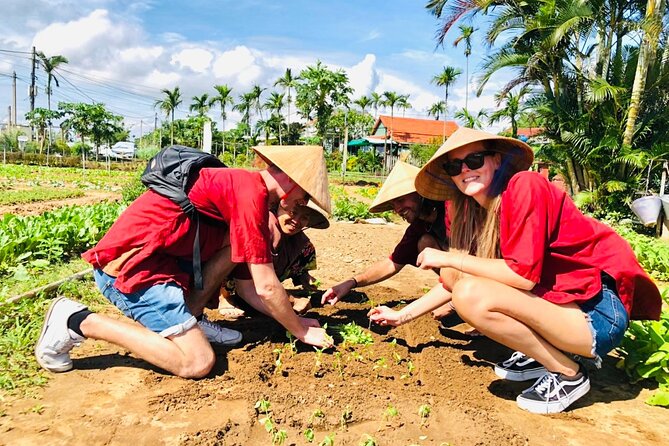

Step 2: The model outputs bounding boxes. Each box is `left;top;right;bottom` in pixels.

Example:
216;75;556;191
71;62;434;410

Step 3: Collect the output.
623;0;666;147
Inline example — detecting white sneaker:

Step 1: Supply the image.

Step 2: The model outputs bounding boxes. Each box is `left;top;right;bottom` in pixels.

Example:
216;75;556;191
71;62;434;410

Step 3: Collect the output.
495;351;546;381
198;315;242;346
35;297;87;372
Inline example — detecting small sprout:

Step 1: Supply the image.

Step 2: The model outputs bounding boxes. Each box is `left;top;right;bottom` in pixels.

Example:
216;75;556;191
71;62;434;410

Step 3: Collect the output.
259;416;274;433
418;404;431;426
400;359;416;380
319;433;335;446
340;406;353;430
304;427;315;443
285;331;297;355
273;347;284;372
359;434;377;446
313;347;325;375
334;351;344;378
349;351;365;362
30;404;45;415
373;357;388;378
309;408;326;426
392;351;402;364
334;322;374;346
312;278;322;287
254;398;271;415
273;429;288;445
384;404;399;420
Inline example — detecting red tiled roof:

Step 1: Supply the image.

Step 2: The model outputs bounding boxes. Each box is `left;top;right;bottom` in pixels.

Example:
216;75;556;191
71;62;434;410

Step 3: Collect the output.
513;127;544;137
372;115;459;144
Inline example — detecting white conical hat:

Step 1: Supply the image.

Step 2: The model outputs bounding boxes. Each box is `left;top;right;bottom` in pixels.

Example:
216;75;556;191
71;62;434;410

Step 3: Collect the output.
253;145;331;213
369;161;421;213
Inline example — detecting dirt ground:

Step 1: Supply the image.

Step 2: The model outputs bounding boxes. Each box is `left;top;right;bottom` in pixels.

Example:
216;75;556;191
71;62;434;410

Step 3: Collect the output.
1;217;668;445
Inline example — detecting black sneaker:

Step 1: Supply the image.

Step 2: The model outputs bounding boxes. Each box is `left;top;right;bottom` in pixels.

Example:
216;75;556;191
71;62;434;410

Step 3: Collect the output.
516;366;590;414
494;351;546;381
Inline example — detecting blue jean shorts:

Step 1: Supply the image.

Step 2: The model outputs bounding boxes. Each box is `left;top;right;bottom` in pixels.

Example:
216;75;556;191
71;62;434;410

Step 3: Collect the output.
578;274;629;367
93;269;197;337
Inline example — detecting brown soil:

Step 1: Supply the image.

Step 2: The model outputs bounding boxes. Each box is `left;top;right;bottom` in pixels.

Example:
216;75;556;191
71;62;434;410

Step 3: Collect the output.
1;220;668;445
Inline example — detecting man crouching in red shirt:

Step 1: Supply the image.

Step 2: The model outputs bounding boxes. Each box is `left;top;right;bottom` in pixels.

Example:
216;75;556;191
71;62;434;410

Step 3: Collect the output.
35;145;333;378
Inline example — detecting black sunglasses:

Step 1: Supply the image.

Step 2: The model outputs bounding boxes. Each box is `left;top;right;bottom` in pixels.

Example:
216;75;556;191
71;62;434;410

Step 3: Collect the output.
442;151;496;176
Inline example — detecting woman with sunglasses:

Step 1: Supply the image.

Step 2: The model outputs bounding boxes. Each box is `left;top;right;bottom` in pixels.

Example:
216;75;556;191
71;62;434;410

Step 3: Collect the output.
218;201;329;318
368;127;661;414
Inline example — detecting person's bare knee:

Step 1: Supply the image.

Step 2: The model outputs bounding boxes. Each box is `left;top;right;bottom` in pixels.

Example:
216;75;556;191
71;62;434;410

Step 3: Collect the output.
451;277;489;323
439;267;460;291
170;328;216;378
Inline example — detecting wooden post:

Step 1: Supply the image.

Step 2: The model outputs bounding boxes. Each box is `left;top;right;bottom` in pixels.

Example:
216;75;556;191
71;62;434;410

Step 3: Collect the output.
660;161;669;239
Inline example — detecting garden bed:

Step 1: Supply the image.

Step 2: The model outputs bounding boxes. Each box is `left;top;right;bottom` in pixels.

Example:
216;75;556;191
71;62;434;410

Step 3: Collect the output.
1;221;667;445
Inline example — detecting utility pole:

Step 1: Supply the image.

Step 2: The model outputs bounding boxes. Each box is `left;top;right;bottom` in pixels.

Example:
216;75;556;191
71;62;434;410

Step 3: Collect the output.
139;119;143;148
154;113;158;147
30;47;36;113
12;71;17;126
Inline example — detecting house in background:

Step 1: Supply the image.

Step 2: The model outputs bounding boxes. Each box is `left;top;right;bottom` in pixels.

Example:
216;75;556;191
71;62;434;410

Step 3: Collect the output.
348;115;459;171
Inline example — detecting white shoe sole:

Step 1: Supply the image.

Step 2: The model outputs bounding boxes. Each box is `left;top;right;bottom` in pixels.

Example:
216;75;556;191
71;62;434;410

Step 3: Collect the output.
516;380;591;414
494;364;547;381
35;297;73;373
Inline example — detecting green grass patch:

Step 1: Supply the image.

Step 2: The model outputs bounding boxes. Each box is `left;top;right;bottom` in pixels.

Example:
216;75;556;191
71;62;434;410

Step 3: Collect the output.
0;164;137;191
0;187;84;206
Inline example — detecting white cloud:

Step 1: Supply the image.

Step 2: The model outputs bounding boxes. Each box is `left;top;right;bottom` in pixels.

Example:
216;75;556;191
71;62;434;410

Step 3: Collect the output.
144;69;181;89
347;54;378;98
171;48;213;73
212;46;263;87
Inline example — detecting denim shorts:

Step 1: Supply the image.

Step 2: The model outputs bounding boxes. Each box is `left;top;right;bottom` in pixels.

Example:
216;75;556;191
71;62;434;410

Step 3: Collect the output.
578;274;629;367
93;269;197;337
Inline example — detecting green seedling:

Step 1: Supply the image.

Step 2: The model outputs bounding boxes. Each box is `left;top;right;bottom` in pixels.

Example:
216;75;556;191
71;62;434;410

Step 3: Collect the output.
312;278;322;288
418;404;431;426
400;359;416;380
348;351;365;362
319;433;335;446
273;347;284;373
340;406;353;430
309;408;326;426
273;429;287;445
285;331;298;355
313;347;325;376
373;357;388;378
359;434;377;446
384;404;399;420
334;322;373;346
334;351;345;378
304;428;315;443
254;398;271;415
259;416;275;433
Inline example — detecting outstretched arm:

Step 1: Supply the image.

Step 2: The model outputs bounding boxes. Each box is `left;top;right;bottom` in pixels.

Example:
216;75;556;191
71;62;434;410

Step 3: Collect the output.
417;248;535;290
368;283;451;327
321;257;404;305
249;263;332;348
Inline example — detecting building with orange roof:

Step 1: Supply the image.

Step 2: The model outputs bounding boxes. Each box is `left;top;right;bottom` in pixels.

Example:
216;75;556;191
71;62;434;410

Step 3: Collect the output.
370;115;459;145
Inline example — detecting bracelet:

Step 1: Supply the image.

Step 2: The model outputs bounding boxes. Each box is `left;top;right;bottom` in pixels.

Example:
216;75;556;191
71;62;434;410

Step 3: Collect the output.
350;277;358;288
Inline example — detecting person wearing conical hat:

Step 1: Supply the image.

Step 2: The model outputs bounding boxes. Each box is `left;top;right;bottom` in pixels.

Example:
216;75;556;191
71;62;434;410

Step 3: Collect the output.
322;161;447;306
36;145;333;379
219;200;330;317
368;127;661;414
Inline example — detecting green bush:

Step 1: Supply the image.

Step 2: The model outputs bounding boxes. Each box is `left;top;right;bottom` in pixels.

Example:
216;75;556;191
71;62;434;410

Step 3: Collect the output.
332;195;392;222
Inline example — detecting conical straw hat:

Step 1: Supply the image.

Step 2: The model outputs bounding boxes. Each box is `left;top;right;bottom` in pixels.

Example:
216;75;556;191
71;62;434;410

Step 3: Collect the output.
253;145;331;214
415;127;534;201
369;161;421;213
303;200;330;229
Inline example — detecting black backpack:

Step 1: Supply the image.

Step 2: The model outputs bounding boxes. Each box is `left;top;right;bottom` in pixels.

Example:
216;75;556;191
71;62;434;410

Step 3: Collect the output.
141;145;227;289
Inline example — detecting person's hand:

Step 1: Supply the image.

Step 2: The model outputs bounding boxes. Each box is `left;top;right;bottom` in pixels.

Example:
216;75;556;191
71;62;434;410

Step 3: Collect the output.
298;326;334;348
368;305;404;327
417;247;451;271
321;279;355;306
299;317;321;328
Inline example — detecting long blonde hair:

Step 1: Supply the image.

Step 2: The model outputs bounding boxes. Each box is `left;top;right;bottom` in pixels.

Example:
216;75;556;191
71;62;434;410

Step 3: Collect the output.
448;145;519;259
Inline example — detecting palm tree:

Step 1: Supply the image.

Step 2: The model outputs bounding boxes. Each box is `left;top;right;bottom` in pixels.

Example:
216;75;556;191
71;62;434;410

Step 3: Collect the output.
370;92;383;120
155;86;182;145
250;84;266;124
453;24;475;110
488;87;530;138
382;91;402;170
209;84;234;153
233;92;254;140
189;93;210;117
265;92;285;145
274;68;300;128
454;107;488;129
397;94;412;117
36;51;68;147
623;0;666;146
431;66;462;142
353;96;372;115
428;101;445;120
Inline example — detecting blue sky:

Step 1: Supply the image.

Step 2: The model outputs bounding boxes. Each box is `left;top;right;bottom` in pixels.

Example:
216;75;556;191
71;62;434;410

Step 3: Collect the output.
0;0;510;137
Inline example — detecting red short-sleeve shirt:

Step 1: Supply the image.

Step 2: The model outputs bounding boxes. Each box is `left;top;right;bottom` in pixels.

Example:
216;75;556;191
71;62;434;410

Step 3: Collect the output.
82;168;272;293
499;171;660;320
